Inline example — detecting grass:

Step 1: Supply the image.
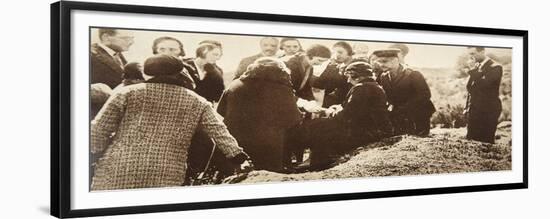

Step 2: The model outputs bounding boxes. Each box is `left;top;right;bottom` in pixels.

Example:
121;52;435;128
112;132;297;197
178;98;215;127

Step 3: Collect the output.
235;124;512;184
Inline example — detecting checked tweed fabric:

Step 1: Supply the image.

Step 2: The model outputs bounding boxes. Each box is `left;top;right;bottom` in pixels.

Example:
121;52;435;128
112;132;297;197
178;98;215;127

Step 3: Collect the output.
91;83;243;190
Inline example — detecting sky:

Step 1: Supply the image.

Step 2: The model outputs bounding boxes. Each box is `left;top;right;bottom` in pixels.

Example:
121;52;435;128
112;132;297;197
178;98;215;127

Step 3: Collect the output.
91;28;511;76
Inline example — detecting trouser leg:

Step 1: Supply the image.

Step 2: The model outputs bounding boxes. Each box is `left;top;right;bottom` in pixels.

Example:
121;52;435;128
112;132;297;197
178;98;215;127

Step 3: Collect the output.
414;114;432;137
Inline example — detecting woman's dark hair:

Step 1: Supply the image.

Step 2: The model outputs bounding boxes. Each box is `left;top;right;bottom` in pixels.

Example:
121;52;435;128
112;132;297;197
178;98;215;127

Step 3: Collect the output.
122;62;145;80
196;43;221;59
152;36;186;57
199;40;222;49
344;60;374;79
332;41;354;56
305;44;331;59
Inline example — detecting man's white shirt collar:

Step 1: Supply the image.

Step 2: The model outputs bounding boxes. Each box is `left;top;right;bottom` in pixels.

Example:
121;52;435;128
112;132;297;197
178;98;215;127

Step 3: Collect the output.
478;57;491;70
193;59;207;80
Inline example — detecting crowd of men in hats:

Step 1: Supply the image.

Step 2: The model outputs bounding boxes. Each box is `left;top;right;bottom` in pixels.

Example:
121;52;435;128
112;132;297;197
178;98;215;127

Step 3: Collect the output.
89;28;504;190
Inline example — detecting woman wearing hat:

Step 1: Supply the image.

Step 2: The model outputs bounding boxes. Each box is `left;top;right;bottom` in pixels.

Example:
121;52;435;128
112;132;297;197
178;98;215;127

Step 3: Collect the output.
299;60;394;170
91;54;250;190
151;36;196;90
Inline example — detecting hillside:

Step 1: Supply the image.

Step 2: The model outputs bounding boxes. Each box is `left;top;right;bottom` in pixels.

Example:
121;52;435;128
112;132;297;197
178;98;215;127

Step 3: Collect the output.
226;122;512;184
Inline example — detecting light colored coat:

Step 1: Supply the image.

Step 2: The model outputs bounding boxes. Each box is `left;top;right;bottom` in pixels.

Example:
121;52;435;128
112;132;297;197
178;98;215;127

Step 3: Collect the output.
91;83;243;190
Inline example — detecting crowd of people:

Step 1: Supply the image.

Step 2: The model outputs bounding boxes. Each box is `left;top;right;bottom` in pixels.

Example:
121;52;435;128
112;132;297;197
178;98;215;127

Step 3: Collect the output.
89;28;504;190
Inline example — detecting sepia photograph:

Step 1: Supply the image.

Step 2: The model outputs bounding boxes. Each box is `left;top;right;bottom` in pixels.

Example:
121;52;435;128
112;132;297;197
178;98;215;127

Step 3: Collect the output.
50;1;527;217
89;27;513;190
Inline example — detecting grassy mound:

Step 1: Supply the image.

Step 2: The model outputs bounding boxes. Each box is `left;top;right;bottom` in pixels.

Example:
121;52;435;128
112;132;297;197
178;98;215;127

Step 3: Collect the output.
232;123;512;184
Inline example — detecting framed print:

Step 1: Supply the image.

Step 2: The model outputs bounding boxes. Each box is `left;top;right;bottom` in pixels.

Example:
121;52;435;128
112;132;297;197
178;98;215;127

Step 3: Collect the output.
51;1;528;218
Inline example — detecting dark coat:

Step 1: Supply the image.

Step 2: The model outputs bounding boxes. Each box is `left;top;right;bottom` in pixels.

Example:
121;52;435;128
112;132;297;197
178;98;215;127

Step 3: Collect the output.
378;65;435;135
337;80;394;141
233;53;264;80
183;59;225;102
299;78;393;168
90;43;127;89
466;59;503;143
217;67;302;172
310;62;351;107
284;54;315;100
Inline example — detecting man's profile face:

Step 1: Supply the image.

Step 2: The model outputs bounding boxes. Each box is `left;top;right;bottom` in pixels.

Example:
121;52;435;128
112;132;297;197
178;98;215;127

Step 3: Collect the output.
397;53;405;63
103;30;134;52
204;47;222;64
467;48;485;62
282;40;301;56
260;38;279;57
346;74;362;86
156;39;182;57
370;55;383;72
377;57;400;72
332;46;351;63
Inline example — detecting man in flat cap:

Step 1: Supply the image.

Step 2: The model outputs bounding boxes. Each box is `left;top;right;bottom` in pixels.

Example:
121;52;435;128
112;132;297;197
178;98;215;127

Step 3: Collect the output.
464;46;502;144
376;49;435;136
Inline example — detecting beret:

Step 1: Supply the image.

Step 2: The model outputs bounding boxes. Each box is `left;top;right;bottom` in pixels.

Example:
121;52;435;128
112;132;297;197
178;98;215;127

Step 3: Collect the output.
143;54;184;76
344;61;373;77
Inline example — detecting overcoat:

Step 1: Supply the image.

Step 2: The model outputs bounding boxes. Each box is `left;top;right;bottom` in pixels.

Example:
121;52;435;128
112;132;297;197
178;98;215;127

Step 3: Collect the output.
300;78;394;168
284;54;315;100
91;82;243;190
466;59;503;143
90;43;127;89
378;65;435;135
183;59;225;102
310;61;351;107
218;67;302;172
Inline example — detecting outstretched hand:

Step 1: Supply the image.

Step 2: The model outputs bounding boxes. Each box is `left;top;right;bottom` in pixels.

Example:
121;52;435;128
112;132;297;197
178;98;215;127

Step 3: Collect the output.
239;159;254;172
326;104;343;117
302;100;323;113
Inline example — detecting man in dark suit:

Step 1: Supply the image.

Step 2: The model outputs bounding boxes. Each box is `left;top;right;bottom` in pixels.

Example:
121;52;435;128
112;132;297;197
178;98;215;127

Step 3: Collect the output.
376;49;435;136
233;37;279;79
465;46;503;144
91;28;135;89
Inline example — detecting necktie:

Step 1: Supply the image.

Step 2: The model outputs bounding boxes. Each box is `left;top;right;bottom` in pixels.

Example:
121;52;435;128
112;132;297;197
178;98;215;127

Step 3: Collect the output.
113;52;124;68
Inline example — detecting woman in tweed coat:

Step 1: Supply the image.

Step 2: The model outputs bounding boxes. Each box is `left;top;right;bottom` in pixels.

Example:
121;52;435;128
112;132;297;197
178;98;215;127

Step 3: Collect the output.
91;54;249;190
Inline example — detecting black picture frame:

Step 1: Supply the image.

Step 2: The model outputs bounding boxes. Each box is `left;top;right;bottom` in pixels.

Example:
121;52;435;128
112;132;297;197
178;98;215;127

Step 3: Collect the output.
51;1;528;218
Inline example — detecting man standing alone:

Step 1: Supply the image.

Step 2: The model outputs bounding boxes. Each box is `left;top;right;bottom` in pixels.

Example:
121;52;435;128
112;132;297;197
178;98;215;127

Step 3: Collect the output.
465;46;503;144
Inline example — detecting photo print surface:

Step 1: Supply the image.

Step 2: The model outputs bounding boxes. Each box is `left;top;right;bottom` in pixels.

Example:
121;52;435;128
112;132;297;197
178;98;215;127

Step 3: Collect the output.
89;27;513;191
